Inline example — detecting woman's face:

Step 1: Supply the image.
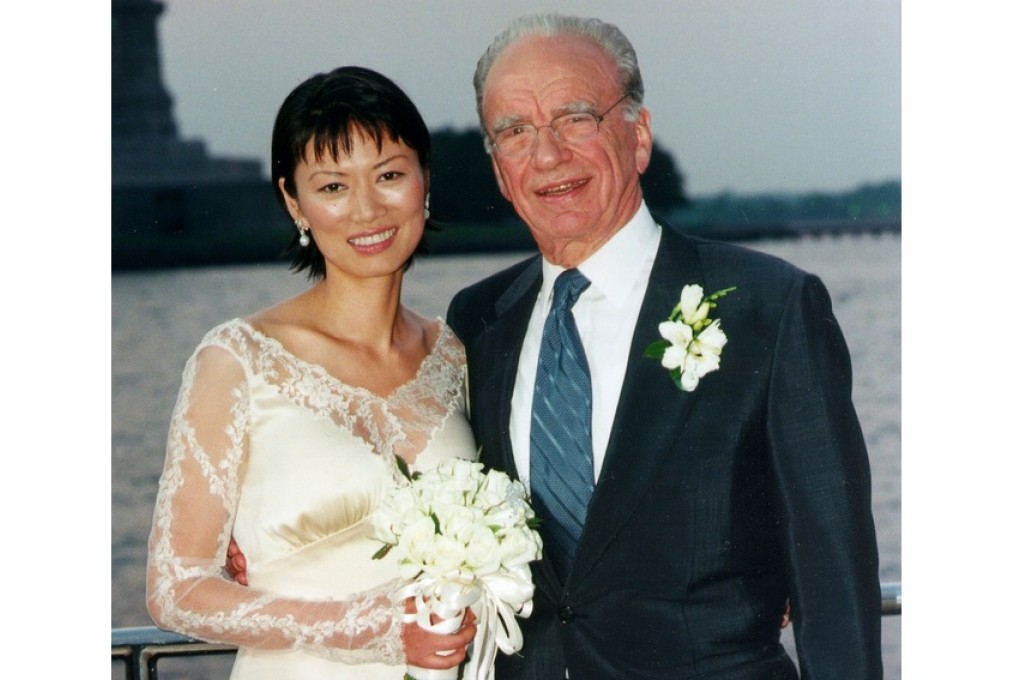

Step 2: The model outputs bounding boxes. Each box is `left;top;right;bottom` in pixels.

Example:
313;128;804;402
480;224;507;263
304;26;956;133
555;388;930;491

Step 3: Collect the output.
280;128;427;281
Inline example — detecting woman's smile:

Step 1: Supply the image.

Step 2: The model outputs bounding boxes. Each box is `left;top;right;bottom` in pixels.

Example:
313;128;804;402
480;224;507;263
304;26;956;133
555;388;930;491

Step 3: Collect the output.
348;227;398;252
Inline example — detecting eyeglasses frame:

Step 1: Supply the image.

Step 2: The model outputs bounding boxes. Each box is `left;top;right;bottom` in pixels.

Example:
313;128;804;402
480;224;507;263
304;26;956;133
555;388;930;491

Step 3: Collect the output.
486;93;633;157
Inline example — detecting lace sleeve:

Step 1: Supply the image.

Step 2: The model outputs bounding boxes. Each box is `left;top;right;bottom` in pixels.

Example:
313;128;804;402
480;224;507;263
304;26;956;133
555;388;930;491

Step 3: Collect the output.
145;341;405;665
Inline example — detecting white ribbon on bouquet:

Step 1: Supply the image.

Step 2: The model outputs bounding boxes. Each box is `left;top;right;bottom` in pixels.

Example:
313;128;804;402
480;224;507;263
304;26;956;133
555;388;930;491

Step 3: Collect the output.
393;564;535;680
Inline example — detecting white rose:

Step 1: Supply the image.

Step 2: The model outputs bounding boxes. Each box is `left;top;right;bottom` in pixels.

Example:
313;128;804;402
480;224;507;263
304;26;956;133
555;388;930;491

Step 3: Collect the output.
420;480;463;514
441;459;484;491
425;534;468;576
436;504;483;543
374;487;418;541
463;525;501;575
402;515;438;560
497;527;541;568
478;470;512;505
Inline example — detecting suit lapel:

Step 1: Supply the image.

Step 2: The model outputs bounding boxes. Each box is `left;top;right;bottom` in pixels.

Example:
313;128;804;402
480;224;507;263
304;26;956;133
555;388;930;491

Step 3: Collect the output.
471;258;541;483
568;227;705;588
470;257;565;593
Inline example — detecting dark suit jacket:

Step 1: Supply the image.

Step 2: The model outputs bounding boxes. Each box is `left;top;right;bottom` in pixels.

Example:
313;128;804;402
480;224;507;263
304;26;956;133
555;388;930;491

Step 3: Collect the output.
446;224;883;679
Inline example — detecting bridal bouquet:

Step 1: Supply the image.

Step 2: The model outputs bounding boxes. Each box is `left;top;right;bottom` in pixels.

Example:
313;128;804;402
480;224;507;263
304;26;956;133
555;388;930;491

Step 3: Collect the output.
373;457;542;680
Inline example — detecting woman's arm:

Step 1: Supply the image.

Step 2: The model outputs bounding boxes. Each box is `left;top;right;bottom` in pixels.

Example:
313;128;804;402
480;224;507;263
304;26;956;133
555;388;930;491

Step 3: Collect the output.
145;343;404;664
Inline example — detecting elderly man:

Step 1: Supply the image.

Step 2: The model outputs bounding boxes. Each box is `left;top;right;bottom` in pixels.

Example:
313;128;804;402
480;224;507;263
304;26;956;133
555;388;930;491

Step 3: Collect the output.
446;13;882;679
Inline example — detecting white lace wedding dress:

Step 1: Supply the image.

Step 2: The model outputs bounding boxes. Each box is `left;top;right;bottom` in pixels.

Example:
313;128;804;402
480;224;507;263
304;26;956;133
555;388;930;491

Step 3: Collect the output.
146;318;478;679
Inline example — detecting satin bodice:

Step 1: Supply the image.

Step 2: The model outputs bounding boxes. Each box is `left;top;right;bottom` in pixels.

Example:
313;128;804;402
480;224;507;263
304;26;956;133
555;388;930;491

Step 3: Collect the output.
147;318;478;679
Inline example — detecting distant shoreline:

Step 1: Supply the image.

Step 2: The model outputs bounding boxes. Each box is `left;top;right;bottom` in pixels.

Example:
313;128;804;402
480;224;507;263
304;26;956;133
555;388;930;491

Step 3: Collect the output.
111;217;901;273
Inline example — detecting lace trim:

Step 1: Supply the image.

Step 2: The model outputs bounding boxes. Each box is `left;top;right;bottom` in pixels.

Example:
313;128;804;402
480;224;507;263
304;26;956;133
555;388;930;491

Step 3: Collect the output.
146;317;468;664
204;318;466;466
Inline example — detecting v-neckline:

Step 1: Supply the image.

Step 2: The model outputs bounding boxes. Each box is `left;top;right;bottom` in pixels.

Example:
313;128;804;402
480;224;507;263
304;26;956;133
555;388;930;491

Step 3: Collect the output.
237;317;449;401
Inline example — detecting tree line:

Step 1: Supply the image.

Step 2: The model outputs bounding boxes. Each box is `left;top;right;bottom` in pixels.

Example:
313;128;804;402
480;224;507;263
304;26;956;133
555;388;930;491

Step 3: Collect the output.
112;127;899;268
428;127;688;224
425;126;898;252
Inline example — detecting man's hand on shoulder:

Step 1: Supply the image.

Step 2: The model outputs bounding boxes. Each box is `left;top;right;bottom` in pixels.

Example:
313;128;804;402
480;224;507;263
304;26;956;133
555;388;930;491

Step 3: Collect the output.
225;536;248;586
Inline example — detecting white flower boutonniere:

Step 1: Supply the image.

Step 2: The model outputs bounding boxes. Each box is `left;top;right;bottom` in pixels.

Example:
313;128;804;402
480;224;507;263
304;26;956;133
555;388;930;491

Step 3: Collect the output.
644;284;736;391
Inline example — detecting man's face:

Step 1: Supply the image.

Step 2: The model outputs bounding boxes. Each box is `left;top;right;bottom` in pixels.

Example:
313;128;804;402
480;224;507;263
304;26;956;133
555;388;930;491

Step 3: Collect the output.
481;34;652;266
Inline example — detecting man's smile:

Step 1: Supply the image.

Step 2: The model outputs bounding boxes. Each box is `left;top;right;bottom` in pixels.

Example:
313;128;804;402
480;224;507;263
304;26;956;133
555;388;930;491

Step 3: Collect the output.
536;178;590;197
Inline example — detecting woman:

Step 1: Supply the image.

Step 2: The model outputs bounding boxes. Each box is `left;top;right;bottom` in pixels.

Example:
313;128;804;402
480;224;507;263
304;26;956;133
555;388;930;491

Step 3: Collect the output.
146;66;478;678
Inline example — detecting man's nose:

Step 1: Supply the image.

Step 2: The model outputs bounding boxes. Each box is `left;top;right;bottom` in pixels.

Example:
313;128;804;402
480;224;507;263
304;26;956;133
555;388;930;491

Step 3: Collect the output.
531;125;571;168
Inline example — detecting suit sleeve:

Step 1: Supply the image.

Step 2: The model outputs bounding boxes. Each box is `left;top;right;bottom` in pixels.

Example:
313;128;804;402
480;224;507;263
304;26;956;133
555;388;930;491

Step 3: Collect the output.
446;292;467;342
766;274;883;680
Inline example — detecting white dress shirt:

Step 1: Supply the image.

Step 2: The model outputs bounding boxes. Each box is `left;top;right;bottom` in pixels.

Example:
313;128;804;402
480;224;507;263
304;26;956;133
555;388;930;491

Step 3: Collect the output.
509;202;661;491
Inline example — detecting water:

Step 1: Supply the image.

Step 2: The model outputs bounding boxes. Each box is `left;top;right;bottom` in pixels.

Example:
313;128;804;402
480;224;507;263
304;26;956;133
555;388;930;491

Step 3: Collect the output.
112;233;900;678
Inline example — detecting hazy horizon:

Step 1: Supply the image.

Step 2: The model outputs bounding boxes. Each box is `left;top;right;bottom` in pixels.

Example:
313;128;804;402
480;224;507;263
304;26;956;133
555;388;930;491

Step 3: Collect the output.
156;0;901;197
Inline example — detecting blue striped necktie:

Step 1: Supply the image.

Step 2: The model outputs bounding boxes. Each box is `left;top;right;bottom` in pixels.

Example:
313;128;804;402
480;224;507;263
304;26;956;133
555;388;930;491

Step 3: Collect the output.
530;268;593;578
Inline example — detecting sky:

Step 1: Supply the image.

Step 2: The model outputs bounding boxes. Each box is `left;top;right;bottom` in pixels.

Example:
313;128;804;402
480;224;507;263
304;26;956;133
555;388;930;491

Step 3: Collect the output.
156;0;901;197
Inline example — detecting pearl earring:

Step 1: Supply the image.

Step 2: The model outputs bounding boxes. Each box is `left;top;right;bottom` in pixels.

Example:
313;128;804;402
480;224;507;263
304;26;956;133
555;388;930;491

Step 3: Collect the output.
424;194;431;221
296;221;310;247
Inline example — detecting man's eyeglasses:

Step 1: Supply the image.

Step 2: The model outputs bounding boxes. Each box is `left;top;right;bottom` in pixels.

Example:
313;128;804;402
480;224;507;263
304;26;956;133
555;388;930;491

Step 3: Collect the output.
488;93;632;157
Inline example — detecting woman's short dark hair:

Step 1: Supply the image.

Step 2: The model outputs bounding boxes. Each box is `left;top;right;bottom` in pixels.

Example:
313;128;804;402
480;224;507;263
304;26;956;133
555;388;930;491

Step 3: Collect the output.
271;66;432;279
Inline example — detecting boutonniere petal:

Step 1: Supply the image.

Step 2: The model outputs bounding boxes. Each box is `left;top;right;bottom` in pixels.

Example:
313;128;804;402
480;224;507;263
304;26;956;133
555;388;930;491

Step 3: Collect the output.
644;284;735;391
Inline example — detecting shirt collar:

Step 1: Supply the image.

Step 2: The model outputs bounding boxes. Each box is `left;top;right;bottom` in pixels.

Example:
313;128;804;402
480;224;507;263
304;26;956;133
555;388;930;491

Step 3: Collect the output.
539;201;660;310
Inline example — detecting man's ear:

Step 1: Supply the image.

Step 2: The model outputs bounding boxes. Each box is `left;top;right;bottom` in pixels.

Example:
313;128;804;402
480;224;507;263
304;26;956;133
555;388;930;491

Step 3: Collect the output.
490;155;511;201
634;107;653;175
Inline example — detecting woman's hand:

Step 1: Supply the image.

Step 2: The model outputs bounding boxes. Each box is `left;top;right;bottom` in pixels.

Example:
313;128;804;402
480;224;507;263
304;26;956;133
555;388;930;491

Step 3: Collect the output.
226;534;481;665
402;600;478;669
225;536;248;586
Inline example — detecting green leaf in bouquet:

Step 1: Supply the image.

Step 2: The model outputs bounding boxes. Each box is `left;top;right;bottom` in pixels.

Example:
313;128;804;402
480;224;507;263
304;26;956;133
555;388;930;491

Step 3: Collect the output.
394;455;413;481
371;543;394;560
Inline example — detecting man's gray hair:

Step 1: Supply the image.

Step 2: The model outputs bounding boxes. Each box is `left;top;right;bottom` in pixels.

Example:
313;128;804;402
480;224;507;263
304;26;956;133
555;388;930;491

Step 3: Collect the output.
473;13;645;130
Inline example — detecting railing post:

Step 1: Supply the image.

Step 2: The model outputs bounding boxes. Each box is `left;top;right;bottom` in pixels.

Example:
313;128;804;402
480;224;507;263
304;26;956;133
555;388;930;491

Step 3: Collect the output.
145;647;158;680
881;581;902;616
112;626;236;679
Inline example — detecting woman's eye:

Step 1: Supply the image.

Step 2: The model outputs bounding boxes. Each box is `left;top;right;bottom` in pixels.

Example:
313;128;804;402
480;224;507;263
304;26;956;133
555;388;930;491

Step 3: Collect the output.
379;171;403;182
321;183;344;193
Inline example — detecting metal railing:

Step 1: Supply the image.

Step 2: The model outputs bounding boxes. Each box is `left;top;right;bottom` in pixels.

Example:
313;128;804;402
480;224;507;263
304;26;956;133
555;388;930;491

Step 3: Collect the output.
880;581;902;616
113;582;900;680
111;626;235;680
